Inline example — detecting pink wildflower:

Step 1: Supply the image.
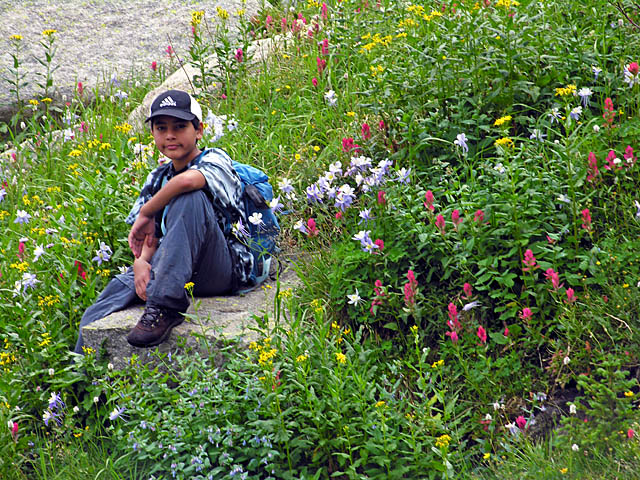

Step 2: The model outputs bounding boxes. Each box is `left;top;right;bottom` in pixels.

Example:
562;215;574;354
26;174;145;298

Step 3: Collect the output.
451;209;462;229
321;2;328;20
587;152;599;182
520;307;533;322
522;249;537;272
628;428;635;439
473;209;484;223
435;214;445;235
477;326;487;344
424;190;435;211
374;238;384;251
335;211;343;220
150;61;157;71
378;120;385;131
544;268;563;291
312;77;318;87
463;282;473;299
446;330;459;343
447;303;461;331
342;137;360;153
504;326;509;336
307;218;318;236
235;48;244;63
604;150;619;170
370;279;385;315
361;123;371;140
77;82;84;95
516;415;527;430
404;269;418;307
629;62;639;75
624;145;636;167
165;45;174;57
316;57;326;73
281;17;287;31
566;288;577;304
603;97;616;127
581;209;592;232
377;190;386;205
265;15;274;30
321;38;329;55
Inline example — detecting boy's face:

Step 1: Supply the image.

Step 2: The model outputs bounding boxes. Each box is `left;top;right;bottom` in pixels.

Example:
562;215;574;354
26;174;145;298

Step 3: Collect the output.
151;115;203;166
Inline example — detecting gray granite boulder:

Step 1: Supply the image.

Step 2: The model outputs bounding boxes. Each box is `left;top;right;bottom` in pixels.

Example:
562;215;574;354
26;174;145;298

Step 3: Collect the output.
82;264;298;370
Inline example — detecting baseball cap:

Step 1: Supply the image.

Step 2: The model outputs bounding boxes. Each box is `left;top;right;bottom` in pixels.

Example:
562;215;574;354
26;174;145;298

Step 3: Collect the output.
145;90;202;123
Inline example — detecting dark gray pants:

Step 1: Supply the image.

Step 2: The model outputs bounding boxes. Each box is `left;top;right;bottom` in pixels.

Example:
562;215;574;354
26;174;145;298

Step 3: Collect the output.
74;190;233;353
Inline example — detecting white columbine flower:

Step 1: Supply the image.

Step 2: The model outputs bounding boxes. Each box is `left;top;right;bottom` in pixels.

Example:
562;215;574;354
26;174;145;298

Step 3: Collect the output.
324;89;337;106
346;289;362;306
248;212;264;226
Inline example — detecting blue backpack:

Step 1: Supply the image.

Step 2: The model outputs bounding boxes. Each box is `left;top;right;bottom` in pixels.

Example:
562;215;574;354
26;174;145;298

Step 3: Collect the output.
231;160;280;290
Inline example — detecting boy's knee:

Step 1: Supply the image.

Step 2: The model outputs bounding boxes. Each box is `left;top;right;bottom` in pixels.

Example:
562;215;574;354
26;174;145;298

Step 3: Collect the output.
167;190;208;211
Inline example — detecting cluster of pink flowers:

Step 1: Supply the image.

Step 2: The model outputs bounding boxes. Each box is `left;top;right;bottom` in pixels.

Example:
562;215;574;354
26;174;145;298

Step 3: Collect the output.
603;97;616;127
404;270;418;307
424;191;485;236
522;249;537;272
370;279;385;315
581;209;592;232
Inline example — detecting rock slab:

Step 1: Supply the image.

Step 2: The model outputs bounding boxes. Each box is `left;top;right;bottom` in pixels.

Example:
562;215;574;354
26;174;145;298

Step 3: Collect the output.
82;264;297;370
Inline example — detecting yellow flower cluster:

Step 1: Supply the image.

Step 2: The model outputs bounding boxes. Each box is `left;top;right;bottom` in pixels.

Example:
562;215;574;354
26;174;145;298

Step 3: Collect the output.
38;332;52;347
495;137;514;148
296;354;308;363
359;33;393;53
277;288;293;300
68;163;81;176
217;7;229;19
435;434;452;448
42;29;57;36
1;339;16;370
41;97;52;103
46;186;61;193
114;123;133;134
38;295;60;309
82;346;96;355
496;0;520;7
10;262;29;272
311;298;324;314
236;9;245;17
0;211;9;219
375;400;386;408
191;10;205;27
494;115;512;126
335;352;347;364
10;34;23;41
29;99;39;106
68;150;82;158
424;10;443;21
370;64;385;77
249;337;277;366
307;0;321;8
398;18;418;29
431;359;445;368
554;84;576;97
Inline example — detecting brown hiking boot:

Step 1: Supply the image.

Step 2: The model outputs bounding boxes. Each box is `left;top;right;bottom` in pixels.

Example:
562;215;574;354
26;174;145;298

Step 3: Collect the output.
126;305;184;347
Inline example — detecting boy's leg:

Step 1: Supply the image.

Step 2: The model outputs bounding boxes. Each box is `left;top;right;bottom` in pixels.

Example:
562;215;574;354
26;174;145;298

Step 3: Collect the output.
73;273;140;354
127;190;233;347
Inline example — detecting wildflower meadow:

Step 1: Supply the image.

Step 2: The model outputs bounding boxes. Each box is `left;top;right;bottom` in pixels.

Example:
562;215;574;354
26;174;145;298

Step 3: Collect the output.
2;0;640;478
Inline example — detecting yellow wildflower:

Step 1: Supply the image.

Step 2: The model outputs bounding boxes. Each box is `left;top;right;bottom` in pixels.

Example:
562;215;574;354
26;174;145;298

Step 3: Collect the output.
216;7;229;19
495;137;514;148
114;123;133;134
184;282;195;290
494;115;512;127
191;10;205;26
483;452;491;460
554;84;577;97
496;0;520;7
42;29;57;36
346;111;356;117
335;352;346;364
68;150;82;158
375;401;386;408
29;99;39;106
296;354;308;363
559;468;568;474
410;325;419;335
41;98;52;103
435;434;451;448
82;346;96;355
236;9;245;16
624;391;634;397
432;359;445;368
10;34;23;41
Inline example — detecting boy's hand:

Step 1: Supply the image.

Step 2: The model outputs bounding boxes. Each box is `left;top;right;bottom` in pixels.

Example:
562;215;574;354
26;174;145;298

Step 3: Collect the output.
128;214;155;258
133;258;152;301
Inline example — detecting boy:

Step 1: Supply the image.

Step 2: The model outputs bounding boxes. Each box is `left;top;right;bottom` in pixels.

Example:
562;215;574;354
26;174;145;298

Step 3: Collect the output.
74;89;253;352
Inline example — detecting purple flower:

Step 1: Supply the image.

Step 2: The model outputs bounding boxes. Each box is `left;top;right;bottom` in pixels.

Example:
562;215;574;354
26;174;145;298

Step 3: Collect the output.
269;196;283;214
592;65;602;80
569;106;582;120
577;87;592;107
358;208;374;225
48;391;65;410
232;218;250;238
293;220;307;234
14;210;31;224
0;187;6;202
305;183;323;203
334;184;355;211
21;273;38;291
454;133;468;153
396;167;411;183
109;406;126;421
92;242;112;265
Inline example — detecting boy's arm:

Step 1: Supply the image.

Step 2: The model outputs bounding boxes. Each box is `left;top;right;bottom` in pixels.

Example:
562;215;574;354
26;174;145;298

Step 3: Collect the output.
133;239;157;301
128;170;206;257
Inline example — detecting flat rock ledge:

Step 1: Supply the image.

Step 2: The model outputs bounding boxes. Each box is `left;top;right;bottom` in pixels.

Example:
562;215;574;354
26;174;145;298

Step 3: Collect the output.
83;264;297;370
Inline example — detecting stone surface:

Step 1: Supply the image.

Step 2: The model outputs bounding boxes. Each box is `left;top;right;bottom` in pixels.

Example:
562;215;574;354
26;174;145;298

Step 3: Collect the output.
0;0;264;123
128;33;290;132
82;262;298;370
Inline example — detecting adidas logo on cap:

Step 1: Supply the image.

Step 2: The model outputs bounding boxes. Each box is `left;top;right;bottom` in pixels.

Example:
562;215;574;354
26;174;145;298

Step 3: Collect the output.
159;96;177;108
